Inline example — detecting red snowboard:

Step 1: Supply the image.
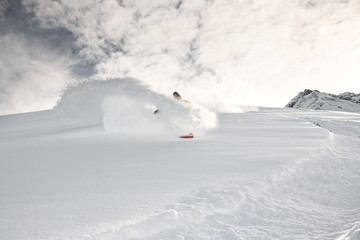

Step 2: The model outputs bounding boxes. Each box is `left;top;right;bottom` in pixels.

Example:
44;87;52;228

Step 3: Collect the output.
179;133;194;139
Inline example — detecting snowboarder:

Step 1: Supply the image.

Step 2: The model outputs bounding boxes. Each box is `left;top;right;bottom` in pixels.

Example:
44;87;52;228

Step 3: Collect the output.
173;92;193;138
153;91;190;114
153;91;194;138
173;91;191;106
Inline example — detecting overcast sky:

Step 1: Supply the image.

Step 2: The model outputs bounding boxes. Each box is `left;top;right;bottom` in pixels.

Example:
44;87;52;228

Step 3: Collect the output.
1;0;360;114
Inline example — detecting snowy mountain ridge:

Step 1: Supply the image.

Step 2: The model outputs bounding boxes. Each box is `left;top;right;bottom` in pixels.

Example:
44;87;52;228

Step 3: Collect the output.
286;89;360;113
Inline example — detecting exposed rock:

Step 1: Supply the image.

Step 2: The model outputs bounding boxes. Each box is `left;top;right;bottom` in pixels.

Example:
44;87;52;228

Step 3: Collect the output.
286;89;360;113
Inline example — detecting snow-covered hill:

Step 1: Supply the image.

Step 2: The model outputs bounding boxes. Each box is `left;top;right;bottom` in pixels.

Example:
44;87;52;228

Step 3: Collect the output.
286;89;360;113
1;80;360;240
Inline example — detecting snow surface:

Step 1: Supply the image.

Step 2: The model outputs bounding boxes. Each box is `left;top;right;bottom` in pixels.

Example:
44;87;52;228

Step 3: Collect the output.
1;80;360;240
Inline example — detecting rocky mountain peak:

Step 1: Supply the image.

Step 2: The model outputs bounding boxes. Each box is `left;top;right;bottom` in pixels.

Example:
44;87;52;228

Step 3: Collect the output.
286;89;360;113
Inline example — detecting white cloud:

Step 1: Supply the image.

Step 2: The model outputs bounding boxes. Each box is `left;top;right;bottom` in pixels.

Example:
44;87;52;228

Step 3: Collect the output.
192;0;360;106
0;0;9;21
23;0;134;62
17;0;360;112
0;33;73;115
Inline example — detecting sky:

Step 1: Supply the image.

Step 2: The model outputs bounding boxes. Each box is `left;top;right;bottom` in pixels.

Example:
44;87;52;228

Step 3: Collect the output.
1;0;360;115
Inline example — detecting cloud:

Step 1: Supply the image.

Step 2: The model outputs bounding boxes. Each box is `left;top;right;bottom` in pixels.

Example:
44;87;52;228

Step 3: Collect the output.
22;0;134;62
0;0;9;21
193;0;360;106
2;0;360;114
22;0;212;103
107;0;360;108
0;33;73;115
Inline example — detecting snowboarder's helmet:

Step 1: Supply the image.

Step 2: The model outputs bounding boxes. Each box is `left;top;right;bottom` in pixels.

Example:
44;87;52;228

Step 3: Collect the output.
173;92;181;99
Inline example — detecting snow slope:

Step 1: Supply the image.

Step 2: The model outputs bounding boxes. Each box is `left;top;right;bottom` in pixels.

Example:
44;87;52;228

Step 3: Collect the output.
1;81;360;240
286;89;360;113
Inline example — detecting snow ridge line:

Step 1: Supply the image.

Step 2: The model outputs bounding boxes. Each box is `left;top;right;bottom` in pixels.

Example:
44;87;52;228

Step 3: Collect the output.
336;221;360;240
280;111;360;239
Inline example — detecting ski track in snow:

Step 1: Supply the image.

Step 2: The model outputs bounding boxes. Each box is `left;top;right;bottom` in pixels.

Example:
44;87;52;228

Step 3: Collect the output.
89;110;360;240
1;81;360;240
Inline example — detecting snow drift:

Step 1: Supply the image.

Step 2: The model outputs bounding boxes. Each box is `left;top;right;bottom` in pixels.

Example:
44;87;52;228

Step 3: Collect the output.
56;78;217;136
286;89;360;113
